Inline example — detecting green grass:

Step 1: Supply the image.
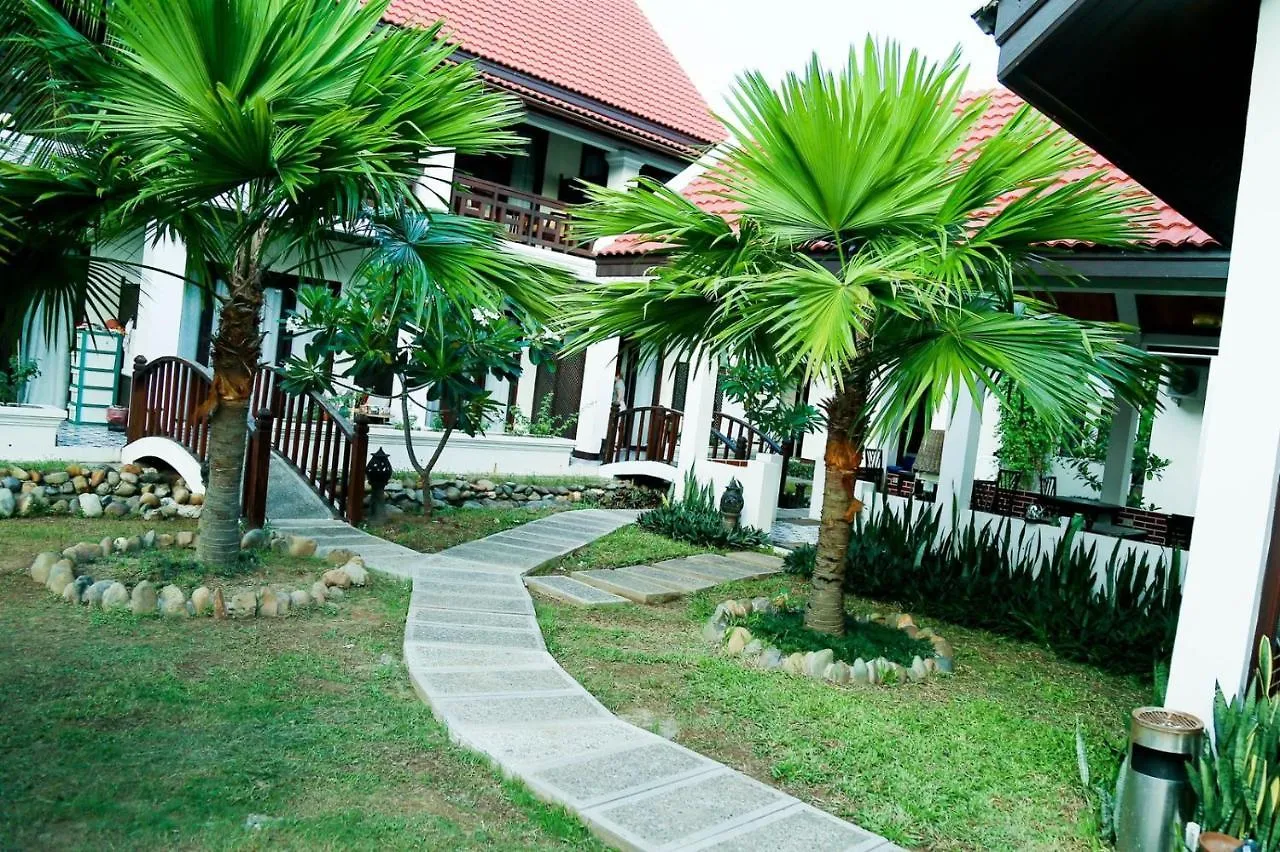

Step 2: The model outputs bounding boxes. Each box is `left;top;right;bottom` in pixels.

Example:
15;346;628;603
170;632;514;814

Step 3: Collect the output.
734;609;936;667
532;526;713;576
538;575;1148;852
395;471;613;488
371;505;569;553
0;516;601;850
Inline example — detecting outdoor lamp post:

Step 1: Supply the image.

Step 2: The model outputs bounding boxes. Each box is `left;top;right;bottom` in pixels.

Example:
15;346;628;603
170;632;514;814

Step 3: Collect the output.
366;448;393;525
719;478;745;531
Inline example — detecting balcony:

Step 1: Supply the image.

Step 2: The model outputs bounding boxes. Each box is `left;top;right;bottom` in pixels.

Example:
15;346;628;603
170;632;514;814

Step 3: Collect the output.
449;175;591;257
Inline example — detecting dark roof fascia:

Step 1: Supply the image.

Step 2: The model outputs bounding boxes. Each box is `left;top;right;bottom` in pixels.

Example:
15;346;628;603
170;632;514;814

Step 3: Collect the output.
453;49;716;156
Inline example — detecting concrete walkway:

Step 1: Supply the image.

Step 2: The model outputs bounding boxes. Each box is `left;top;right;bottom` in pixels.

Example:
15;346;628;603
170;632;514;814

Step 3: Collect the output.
529;552;785;606
273;509;897;851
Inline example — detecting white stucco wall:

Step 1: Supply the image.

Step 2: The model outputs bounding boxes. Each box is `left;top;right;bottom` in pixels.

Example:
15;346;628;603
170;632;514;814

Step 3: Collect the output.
367;426;576;476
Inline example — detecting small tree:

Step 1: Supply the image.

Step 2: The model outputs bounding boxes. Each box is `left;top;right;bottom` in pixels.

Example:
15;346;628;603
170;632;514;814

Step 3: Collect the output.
719;361;825;446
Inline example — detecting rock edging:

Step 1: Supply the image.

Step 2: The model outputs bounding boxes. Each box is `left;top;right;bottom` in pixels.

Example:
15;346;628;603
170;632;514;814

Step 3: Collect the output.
704;598;956;685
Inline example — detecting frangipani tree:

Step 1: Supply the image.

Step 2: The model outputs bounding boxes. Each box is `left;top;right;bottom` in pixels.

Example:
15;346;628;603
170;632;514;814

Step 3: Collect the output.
0;0;556;565
563;42;1165;636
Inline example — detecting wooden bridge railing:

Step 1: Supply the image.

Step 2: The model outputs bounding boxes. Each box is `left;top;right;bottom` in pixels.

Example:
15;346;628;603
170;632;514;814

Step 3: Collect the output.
708;411;782;461
127;357;368;528
602;404;683;465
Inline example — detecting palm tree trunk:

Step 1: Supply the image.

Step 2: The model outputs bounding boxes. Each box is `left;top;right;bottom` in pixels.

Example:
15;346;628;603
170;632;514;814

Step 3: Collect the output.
196;236;265;566
804;369;870;636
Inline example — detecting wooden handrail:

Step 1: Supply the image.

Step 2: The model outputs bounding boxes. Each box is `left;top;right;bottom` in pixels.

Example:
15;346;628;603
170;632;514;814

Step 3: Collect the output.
708;411;782;461
127;355;214;462
450;174;591;257
603;404;683;465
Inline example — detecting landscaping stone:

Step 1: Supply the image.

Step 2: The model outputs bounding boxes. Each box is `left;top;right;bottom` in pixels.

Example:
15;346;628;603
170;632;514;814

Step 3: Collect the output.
309;581;328;603
782;653;806;676
750;596;774;614
725;626;753;655
325;586;344;602
142;529;156;549
909;656;928;682
288;535;317;558
29;552;58;584
258;588;281;617
321;568;351;589
825;661;852;685
742;639;764;658
131;581;158;615
113;536;129;554
103;501;129;518
851;659;870;684
803;649;834;678
43;471;69;486
67;541;99;564
341;559;368;587
158;585;187;617
289;589;312;609
175;531;195;549
240;528;268;550
191;586;211;615
61;579;82;603
228;591;257;618
102;582;129;611
0;488;14;518
212;587;227;619
84;580;113;607
324;548;357;565
45;560;75;596
757;646;784;670
525;575;628;607
156;533;175;549
935;656;955;674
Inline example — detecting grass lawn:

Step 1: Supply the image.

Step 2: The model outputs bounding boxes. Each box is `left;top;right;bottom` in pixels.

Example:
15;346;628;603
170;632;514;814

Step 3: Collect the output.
0;517;599;850
369;504;568;553
531;526;713;576
535;574;1148;852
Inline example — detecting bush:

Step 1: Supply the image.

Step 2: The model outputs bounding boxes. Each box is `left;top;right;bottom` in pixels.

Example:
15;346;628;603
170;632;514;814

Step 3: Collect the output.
637;471;770;549
782;544;815;577
787;459;815;481
843;500;1182;674
732;608;933;666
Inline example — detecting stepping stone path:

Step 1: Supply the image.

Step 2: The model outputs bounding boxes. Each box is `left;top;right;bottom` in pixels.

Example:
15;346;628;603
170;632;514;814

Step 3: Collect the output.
274;509;899;851
552;552;785;606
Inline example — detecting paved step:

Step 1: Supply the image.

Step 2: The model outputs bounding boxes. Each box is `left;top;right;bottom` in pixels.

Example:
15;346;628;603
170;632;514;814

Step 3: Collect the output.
609;565;708;594
525;575;629;606
573;569;685;604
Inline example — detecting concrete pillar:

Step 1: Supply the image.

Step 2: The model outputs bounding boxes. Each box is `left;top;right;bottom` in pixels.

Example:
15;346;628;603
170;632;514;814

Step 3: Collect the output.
675;354;718;497
416;150;456;212
606;150;645;190
935;385;984;512
806;379;834;521
514;349;538;420
1166;0;1280;724
574;338;621;458
1099;401;1138;506
18;304;70;408
133;229;188;361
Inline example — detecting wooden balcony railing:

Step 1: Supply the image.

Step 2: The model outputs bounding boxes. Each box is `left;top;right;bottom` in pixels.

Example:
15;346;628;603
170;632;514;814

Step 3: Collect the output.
708;412;782;461
602;404;683;465
450;175;591;257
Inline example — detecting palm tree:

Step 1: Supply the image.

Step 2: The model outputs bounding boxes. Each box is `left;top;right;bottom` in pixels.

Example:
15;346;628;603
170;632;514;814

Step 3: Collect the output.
563;42;1164;636
0;0;541;566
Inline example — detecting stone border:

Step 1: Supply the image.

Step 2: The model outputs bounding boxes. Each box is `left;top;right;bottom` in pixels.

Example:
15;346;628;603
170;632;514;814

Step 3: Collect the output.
0;462;201;520
704;598;956;685
24;530;372;619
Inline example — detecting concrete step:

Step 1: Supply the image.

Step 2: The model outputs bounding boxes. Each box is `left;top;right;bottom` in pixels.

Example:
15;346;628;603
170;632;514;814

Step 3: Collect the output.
610;565;709;594
651;556;755;583
573;569;684;604
633;563;719;591
525;575;629;607
682;553;781;581
727;550;785;572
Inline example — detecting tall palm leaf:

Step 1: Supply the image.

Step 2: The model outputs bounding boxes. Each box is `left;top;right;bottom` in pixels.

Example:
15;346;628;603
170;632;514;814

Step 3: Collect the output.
563;39;1166;636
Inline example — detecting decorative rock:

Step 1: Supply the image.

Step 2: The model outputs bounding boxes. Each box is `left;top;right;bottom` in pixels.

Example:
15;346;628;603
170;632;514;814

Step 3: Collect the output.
46;560;75;596
89;469;105;489
228;591;257;618
851;658;870;684
84;580;113;608
142;529;156;550
102;582;129;611
131;581;158;615
240;528;268;550
156;533;175;549
191;586;212;616
935;656;955;674
288;536;317;558
212;587;227;619
103;501;129;518
258;588;281;617
804;648;835;678
78;493;103;517
29;552;58;584
782;653;806;676
158;585;187;617
310;581;328;603
139;492;160;509
189;493;203;507
474;479;496;492
176;531;195;549
322;568;352;589
289;589;312;609
866;660;880;685
908;656;928;682
326;586;344;602
341;559;368;587
43;471;69;486
931;638;954;659
701;619;727;644
725;600;749;618
119;470;139;484
825;661;852;685
113;481;137;498
757;646;784;670
725;626;753;655
325;548;357;565
176;504;201;519
114;537;130;554
750;596;774;614
0;488;13;518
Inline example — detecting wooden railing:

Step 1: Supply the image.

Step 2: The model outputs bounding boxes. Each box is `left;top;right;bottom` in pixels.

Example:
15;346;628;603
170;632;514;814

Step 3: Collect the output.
128;356;213;460
602;404;683;465
127;356;368;527
708;412;782;461
450;174;590;256
249;369;368;526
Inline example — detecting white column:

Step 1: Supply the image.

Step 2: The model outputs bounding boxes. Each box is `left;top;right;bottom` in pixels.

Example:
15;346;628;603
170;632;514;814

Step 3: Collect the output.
19;304;70;408
133;228;189;361
1166;0;1280;724
484;371;512;431
574;338;621;458
935;385;984;512
806;379;834;521
1099;401;1138;506
606;150;645;190
514;349;538;420
416;150;456;212
675;354;718;497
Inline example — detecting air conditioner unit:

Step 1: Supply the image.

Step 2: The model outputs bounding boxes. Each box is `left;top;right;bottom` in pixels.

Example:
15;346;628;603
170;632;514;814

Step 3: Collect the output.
1166;365;1203;405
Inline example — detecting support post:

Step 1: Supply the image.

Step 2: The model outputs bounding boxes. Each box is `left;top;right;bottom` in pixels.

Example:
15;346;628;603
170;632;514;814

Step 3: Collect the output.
601;402;620;464
127;356;148;443
675;355;719;496
1166;0;1280;725
347;415;369;526
573;338;622;458
935;385;984;513
242;409;273;530
806;379;834;521
134;228;189;361
606;150;645;190
1100;402;1138;506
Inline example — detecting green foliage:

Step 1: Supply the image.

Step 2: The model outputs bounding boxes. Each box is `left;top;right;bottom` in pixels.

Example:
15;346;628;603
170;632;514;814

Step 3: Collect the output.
0;356;40;404
719;362;824;444
994;379;1057;488
510;394;579;439
844;501;1183;674
783;544;816;578
787;459;815;480
1075;718;1126;846
731;607;934;667
105;548;262;588
637;470;770;549
1191;639;1280;850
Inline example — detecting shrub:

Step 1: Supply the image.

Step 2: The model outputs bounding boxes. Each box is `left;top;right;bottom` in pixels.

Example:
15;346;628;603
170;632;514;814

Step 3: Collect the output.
843;500;1182;674
782;544;815;577
732;608;933;666
637;471;770;549
787;459;816;481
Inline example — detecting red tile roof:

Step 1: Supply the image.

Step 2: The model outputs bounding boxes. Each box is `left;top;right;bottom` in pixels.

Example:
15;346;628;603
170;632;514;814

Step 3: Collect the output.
600;88;1215;255
383;0;725;152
